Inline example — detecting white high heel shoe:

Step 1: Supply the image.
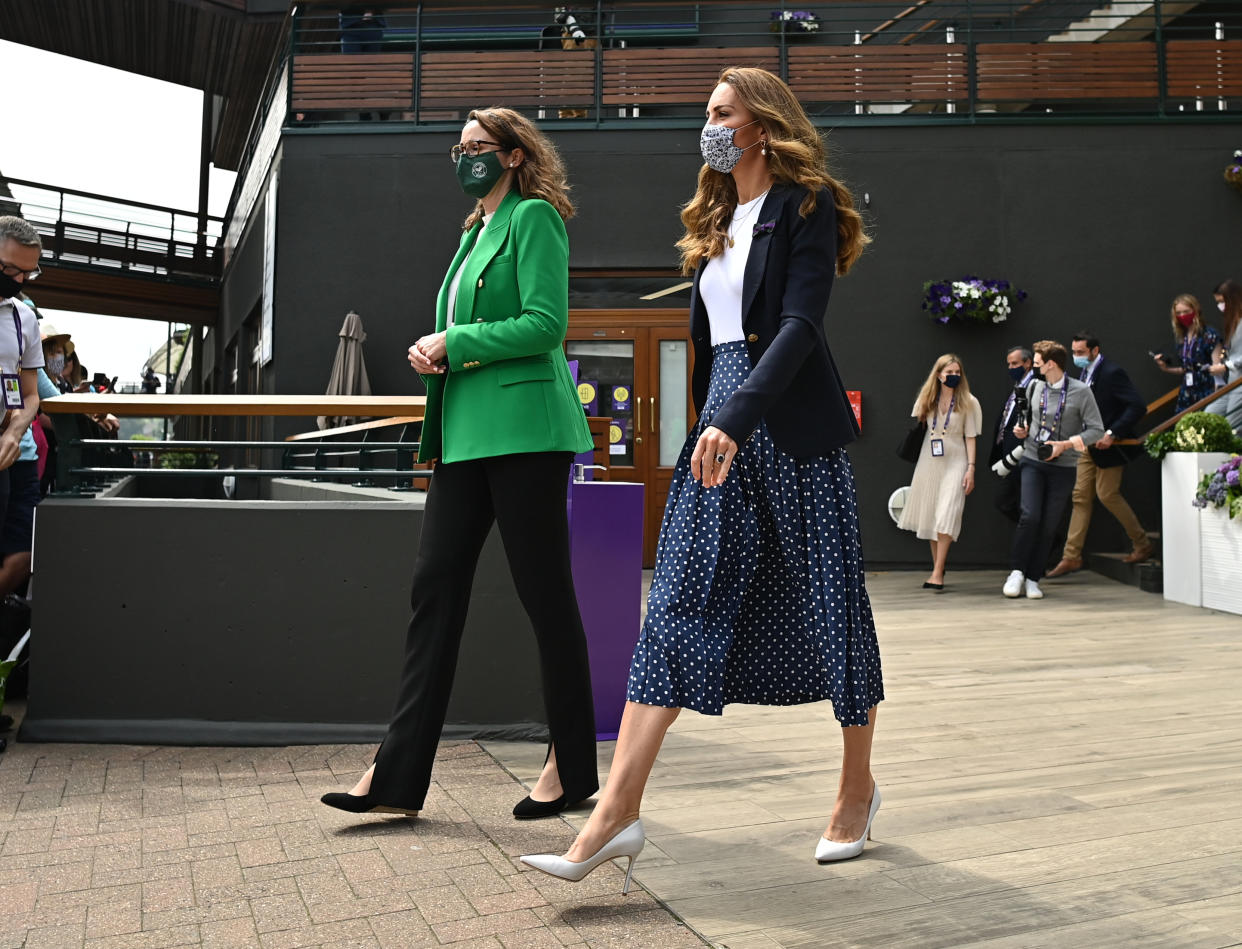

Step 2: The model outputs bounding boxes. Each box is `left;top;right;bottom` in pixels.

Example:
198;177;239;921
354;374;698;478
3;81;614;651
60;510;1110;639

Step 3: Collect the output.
815;786;881;863
520;819;645;894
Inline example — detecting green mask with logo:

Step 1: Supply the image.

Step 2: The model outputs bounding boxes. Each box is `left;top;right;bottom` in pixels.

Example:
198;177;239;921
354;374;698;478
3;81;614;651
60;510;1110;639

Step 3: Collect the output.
456;150;506;198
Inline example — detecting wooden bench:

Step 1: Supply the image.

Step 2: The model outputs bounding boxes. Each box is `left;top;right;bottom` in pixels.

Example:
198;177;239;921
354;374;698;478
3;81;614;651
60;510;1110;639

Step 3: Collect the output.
291;53;415;111
1165;40;1242;99
601;47;777;110
975;42;1158;102
788;44;968;104
419;50;595;111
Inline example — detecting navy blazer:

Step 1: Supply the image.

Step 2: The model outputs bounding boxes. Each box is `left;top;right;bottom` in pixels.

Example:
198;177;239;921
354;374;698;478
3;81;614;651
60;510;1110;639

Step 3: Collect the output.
1081;356;1146;468
689;182;859;458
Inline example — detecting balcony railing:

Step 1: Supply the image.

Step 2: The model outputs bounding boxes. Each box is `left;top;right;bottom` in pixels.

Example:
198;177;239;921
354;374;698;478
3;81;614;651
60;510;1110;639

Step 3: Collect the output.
278;1;1242;125
4;178;224;284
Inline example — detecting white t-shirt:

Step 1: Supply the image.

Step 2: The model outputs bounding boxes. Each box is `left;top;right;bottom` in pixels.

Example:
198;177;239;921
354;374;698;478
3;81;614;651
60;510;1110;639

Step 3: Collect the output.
699;193;766;346
0;297;46;375
445;212;493;327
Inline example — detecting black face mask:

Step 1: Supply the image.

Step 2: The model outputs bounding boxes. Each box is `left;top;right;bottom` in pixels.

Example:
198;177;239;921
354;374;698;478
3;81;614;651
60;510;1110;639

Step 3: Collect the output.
0;272;22;300
1031;368;1044;381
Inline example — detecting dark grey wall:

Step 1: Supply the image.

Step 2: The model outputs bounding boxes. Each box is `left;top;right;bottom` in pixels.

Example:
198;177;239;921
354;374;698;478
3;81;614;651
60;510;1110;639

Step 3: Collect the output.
22;492;545;744
219;121;1240;563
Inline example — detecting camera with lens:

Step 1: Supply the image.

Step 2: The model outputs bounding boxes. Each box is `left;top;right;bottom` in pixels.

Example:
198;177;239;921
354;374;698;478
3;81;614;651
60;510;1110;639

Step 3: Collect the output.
990;382;1031;478
1036;442;1054;461
554;7;587;42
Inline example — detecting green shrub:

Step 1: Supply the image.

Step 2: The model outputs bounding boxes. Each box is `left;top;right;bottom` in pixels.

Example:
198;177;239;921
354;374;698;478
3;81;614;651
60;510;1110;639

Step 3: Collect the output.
1144;412;1242;460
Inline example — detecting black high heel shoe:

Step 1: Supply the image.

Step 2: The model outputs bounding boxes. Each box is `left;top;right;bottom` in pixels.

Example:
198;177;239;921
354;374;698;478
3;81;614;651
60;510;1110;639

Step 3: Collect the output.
512;789;595;819
320;791;419;817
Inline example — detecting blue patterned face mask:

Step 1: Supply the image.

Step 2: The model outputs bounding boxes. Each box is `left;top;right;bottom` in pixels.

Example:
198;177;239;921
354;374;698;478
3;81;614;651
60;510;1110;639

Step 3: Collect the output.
700;120;761;173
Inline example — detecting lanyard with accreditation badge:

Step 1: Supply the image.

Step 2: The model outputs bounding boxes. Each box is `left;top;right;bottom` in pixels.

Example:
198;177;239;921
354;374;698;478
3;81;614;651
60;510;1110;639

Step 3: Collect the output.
929;393;955;457
1;307;25;412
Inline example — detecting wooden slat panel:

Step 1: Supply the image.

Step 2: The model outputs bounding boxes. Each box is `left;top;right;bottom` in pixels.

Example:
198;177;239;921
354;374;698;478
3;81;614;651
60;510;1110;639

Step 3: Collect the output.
420;49;594;108
601;47;777;105
291;52;416;111
976;42;1158;100
1165;40;1242;97
789;44;968;102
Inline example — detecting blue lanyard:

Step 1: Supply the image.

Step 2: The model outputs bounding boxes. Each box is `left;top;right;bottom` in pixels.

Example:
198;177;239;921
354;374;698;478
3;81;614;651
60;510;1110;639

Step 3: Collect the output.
8;306;22;367
1181;333;1196;370
931;393;956;435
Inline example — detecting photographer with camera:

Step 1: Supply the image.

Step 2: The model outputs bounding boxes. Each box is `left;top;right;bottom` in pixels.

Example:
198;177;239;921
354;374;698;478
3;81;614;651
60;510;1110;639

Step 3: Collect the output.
989;345;1034;522
1003;340;1104;600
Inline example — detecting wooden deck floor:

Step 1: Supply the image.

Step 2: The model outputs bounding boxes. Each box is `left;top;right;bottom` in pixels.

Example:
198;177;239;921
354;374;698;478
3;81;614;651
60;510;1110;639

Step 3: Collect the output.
487;569;1242;949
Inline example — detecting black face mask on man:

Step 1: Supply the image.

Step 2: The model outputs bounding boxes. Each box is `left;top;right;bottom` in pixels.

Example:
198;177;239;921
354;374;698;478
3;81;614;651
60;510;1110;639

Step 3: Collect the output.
0;272;23;300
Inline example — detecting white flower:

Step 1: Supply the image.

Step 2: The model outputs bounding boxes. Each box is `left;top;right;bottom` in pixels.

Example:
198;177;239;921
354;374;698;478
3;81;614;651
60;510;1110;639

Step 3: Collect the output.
992;313;1007;323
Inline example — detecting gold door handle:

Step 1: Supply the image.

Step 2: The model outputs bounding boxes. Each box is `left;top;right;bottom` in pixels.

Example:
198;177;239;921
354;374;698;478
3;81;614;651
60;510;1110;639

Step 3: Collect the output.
651;395;657;434
635;397;643;434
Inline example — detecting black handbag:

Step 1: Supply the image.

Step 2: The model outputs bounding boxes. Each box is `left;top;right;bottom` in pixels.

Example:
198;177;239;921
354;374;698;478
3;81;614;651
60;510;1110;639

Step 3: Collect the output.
896;420;926;463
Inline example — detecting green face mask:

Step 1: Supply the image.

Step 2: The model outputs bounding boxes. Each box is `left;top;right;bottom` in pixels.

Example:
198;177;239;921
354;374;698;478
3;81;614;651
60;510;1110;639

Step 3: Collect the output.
456;150;506;198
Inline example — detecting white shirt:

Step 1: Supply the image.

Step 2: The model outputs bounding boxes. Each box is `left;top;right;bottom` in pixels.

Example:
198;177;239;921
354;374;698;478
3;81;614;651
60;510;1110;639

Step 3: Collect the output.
699;193;766;345
0;297;45;375
445;212;493;327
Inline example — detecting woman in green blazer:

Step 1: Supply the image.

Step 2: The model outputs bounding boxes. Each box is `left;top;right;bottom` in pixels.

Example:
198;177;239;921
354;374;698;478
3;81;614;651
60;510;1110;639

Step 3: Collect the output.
322;108;598;820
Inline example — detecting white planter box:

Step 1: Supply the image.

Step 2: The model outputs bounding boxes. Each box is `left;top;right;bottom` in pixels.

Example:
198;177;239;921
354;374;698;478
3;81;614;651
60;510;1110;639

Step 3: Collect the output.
1201;508;1242;615
1161;452;1229;607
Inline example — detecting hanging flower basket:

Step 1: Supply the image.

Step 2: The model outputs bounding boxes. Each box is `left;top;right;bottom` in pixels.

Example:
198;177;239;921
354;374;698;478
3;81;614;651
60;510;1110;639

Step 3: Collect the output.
1225;149;1242;195
922;276;1026;325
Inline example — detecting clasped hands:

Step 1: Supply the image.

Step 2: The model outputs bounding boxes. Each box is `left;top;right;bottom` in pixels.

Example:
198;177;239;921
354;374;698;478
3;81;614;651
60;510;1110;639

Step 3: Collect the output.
1013;423;1069;461
408;332;448;374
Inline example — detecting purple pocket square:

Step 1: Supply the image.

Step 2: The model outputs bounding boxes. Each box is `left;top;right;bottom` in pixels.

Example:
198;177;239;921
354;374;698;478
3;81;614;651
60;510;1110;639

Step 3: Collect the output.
752;220;776;237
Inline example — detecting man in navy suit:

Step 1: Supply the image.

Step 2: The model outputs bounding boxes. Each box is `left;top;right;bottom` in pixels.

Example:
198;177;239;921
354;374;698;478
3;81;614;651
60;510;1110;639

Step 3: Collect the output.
1047;331;1152;576
988;345;1034;522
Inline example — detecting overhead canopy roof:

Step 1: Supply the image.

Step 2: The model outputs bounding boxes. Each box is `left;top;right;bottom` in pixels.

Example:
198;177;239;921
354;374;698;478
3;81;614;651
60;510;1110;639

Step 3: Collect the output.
0;0;287;171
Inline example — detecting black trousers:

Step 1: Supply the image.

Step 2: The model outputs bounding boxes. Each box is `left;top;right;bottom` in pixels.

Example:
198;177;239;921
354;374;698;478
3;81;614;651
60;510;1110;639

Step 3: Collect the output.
1009;459;1078;581
993;465;1022;523
368;451;598;811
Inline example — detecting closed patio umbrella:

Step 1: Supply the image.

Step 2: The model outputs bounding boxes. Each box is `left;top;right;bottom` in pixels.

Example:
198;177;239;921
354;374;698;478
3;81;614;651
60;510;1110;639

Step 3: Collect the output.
318;310;372;429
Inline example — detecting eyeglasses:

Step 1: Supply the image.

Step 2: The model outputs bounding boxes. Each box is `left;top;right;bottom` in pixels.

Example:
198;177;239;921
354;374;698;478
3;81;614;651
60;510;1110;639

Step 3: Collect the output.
450;139;504;163
0;261;40;282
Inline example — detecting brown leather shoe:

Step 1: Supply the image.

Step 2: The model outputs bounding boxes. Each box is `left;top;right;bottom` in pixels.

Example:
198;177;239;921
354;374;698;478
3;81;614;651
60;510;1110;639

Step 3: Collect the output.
1122;544;1155;564
1046;557;1083;578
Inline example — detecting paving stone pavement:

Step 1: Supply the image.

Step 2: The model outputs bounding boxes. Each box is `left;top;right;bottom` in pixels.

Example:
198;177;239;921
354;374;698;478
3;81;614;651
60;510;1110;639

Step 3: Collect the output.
0;731;707;949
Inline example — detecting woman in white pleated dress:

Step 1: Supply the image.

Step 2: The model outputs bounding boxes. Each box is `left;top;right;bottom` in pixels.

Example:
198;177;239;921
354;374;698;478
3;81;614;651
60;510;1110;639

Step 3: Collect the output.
897;354;982;590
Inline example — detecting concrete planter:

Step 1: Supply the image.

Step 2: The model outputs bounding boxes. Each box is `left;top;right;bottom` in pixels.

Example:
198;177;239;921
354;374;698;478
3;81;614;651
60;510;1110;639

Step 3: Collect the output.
1161;452;1229;607
1200;508;1242;616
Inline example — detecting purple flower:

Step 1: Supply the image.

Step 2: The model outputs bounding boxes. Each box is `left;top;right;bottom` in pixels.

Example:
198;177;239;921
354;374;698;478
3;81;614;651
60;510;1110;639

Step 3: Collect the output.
954;302;963;309
1227;469;1240;487
752;220;776;238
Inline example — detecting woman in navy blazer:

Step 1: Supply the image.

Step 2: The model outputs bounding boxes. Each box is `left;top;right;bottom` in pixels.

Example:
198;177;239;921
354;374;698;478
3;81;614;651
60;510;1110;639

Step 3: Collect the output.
522;67;886;891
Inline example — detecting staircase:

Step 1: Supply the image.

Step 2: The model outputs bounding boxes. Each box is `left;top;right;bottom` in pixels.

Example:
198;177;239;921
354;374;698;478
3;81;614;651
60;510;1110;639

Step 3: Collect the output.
1086;532;1163;593
1049;1;1203;42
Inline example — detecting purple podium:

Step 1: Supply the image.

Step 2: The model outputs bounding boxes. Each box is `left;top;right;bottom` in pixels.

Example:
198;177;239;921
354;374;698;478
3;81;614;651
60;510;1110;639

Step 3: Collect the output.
568;479;644;739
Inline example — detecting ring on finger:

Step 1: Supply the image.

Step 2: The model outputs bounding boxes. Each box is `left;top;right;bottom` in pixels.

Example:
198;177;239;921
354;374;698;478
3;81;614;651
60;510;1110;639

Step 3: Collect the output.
714;453;726;464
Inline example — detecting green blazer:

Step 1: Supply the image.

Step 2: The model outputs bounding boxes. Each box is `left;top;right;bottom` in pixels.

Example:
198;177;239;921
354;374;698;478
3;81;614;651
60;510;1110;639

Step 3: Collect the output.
417;189;593;464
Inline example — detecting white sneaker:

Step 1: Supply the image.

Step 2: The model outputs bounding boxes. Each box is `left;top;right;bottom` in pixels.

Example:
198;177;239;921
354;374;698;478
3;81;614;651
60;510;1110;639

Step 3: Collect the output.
1025;579;1044;599
1003;570;1024;598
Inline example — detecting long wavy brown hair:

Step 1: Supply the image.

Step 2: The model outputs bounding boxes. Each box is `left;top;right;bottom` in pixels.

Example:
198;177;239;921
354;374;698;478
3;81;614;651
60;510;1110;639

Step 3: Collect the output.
462;107;574;230
913;353;973;423
1214;279;1242;342
676;67;869;277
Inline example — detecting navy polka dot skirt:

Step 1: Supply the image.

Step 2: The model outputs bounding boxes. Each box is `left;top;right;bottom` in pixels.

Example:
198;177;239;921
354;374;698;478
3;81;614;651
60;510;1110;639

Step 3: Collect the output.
627;341;884;726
